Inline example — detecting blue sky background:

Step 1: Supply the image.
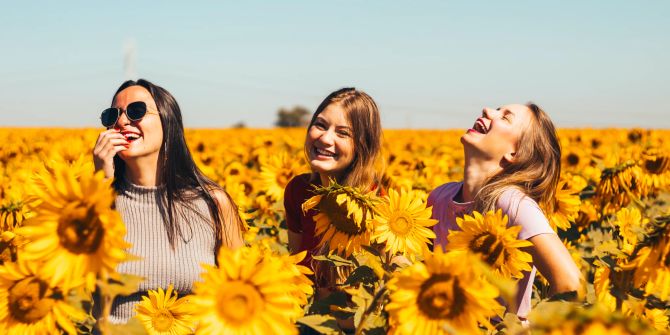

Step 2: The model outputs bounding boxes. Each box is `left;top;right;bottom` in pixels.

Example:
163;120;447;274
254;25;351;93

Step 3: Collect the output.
1;1;668;128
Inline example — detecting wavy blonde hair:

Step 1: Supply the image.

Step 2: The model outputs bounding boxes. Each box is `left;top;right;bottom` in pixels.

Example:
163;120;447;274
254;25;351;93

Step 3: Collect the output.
473;103;561;214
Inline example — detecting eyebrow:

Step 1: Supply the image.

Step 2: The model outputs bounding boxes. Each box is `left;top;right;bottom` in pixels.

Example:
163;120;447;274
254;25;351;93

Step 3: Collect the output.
497;107;515;116
315;116;352;130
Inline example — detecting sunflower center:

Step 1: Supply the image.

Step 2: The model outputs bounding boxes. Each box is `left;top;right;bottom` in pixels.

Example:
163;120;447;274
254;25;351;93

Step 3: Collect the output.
644;156;668;174
57;205;105;254
8;276;56;323
566;153;580;166
216;281;263;325
417;274;466;319
276;170;292;189
389;213;413;235
320;195;366;235
469;233;505;266
151;310;175;332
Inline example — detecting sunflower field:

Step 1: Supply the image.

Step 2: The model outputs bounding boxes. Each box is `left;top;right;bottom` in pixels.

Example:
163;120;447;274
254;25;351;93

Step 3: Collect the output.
0;127;669;334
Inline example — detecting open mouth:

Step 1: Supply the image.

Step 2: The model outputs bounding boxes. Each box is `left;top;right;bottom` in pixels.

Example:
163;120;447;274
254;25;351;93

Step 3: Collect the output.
313;146;337;159
122;131;142;143
471;119;489;134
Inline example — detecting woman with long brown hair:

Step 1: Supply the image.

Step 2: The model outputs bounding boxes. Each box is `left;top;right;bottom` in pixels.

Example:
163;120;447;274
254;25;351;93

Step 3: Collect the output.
428;103;582;319
92;79;244;324
284;87;383;271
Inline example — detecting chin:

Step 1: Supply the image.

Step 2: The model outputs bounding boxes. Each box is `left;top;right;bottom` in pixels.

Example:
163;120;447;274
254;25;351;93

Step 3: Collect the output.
311;162;344;177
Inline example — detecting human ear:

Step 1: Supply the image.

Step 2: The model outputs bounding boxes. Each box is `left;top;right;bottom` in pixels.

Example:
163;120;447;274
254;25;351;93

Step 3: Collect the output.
503;151;516;164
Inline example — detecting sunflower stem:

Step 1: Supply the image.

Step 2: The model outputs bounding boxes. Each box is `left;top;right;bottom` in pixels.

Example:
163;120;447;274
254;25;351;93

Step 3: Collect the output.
620;179;646;210
97;273;112;335
354;284;387;335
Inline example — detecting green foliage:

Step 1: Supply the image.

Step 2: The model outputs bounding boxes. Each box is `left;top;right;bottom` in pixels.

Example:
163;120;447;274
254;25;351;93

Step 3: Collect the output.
275;105;311;128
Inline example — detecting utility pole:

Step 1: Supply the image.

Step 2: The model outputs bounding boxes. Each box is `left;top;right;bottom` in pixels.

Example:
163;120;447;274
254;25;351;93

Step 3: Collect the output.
123;39;137;80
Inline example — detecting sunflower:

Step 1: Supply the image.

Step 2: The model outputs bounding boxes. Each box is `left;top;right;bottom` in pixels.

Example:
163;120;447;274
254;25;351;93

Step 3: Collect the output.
611;207;648;255
618;213;670;297
0;259;87;335
548;176;583;231
14;160;130;291
575;200;598;231
446;209;533;279
618;298;670;332
628;234;670;300
0;197;31;265
222;181;253;231
302;181;378;257
562;146;589;173
527;302;659;335
639;147;670;193
259;153;306;201
135;284;195;335
191;245;312;335
1;199;30;233
640;308;669;331
596;159;645;214
593;264;617;311
386;249;502;334
276;251;314;306
371;188;436;260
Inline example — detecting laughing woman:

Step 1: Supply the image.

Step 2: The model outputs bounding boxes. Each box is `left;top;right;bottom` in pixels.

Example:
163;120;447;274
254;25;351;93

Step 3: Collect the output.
283;87;383;274
428;103;582;319
92;79;244;324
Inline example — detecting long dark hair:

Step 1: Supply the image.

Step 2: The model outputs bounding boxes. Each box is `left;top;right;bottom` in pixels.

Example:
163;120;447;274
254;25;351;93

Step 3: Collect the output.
111;79;241;252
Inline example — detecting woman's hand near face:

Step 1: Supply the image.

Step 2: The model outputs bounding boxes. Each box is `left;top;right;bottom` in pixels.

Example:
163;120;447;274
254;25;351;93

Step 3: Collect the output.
93;129;128;179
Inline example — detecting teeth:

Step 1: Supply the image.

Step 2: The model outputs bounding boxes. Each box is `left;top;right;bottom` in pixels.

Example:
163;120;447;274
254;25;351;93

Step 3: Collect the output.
124;134;141;140
475;121;487;134
315;148;335;157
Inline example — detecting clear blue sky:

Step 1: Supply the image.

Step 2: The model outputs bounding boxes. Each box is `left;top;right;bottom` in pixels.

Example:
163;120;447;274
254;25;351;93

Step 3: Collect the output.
1;1;668;128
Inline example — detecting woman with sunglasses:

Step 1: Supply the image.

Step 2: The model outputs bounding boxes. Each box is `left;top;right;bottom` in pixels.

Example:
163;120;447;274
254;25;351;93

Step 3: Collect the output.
93;79;244;324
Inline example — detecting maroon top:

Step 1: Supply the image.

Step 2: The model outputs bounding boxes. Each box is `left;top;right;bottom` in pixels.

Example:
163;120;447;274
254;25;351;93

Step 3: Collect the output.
284;173;321;269
284;173;387;271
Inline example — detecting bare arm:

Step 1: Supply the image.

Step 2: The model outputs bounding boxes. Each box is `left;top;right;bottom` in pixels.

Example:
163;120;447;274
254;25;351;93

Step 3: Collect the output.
284;178;304;254
213;189;244;250
526;233;583;297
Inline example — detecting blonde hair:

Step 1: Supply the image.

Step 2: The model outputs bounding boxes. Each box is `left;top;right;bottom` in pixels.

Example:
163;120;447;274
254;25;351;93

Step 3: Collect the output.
473;103;561;214
305;87;384;190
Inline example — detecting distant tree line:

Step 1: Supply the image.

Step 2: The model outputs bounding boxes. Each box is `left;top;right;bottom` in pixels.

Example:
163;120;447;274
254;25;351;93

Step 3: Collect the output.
275;106;310;127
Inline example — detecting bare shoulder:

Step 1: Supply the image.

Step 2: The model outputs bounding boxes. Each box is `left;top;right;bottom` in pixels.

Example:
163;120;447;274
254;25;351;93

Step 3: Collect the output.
210;188;234;209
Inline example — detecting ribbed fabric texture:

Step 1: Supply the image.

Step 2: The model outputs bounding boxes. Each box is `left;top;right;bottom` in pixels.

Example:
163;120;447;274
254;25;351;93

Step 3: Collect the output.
106;179;216;324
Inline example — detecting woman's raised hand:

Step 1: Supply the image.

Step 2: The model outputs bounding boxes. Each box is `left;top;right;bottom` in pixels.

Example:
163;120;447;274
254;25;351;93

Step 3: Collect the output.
93;129;128;179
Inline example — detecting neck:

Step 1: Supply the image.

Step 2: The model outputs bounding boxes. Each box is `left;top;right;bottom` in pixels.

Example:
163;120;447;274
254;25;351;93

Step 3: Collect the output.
319;172;341;187
461;154;501;202
123;155;161;187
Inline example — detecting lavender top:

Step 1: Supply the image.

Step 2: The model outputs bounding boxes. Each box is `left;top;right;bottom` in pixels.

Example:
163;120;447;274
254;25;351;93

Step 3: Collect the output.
427;182;555;318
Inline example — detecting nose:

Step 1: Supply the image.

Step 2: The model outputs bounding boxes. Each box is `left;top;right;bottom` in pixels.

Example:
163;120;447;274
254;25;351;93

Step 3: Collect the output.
317;129;336;146
482;107;495;119
115;109;131;129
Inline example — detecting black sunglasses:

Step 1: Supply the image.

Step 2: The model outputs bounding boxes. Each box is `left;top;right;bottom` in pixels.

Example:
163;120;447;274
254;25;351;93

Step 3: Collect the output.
100;101;159;127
